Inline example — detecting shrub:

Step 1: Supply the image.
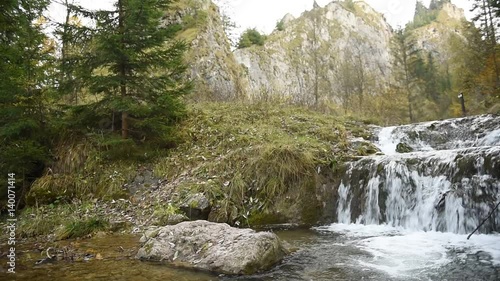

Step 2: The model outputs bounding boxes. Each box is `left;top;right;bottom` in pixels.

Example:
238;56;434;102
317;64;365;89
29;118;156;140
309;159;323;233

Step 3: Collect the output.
237;28;267;49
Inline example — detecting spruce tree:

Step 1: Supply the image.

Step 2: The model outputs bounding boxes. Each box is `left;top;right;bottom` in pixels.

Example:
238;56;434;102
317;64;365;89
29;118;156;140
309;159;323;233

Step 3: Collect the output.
391;29;422;122
78;0;191;149
0;0;52;208
54;0;92;105
471;0;499;86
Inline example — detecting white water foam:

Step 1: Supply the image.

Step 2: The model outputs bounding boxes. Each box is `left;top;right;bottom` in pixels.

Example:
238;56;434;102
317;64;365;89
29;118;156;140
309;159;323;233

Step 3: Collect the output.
375;114;500;153
337;183;352;224
318;223;500;278
376;126;436;155
330;115;500;278
377;127;398;155
337;146;500;233
479;129;500;146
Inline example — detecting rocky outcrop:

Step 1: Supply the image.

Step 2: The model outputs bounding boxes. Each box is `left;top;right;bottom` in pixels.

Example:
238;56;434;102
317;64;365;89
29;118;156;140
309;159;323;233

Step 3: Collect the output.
136;220;287;275
166;0;247;101
167;0;470;104
396;142;414;153
234;1;393;103
411;2;467;65
179;193;211;220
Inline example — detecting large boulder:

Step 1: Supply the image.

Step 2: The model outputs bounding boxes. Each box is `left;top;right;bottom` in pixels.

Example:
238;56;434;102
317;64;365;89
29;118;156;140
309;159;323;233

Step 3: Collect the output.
136;220;287;275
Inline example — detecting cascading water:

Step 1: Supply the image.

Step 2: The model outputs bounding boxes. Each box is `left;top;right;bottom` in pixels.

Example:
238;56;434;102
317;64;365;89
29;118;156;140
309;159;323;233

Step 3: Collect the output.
318;114;500;280
336;114;500;234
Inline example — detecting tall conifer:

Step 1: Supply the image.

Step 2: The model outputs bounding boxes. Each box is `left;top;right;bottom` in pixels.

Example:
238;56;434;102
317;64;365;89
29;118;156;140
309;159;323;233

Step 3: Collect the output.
80;0;191;146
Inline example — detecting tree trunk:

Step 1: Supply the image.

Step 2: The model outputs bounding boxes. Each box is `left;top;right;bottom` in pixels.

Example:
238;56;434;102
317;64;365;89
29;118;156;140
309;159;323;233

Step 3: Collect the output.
312;10;320;108
121;111;128;138
61;0;70;99
407;87;414;123
118;0;128;139
485;0;500;86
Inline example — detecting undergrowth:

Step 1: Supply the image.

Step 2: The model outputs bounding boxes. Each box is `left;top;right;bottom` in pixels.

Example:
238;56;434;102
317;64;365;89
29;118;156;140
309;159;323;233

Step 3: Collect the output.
23;101;373;229
152;102;370;225
26;137;139;205
17;203;108;240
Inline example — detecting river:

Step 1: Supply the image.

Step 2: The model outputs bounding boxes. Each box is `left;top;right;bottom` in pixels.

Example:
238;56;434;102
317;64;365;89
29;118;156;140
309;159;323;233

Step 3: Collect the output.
2;114;499;280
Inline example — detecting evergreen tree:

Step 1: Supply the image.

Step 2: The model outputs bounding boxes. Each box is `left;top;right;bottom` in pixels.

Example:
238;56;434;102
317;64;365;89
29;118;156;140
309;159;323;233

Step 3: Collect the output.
76;0;191;148
493;0;500;16
0;0;53;208
471;0;499;86
391;29;422;122
54;1;93;105
423;53;439;101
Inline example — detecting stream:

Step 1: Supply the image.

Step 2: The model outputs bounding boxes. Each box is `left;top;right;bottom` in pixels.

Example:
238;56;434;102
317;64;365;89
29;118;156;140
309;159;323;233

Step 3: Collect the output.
2;114;500;280
1;227;499;280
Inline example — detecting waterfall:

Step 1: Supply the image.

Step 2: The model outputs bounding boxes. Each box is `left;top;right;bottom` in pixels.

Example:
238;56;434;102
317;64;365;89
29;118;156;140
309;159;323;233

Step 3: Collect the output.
337;115;500;234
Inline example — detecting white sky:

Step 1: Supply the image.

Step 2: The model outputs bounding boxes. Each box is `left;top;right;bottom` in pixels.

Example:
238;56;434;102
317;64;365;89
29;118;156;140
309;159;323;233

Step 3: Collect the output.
223;0;474;35
48;0;474;36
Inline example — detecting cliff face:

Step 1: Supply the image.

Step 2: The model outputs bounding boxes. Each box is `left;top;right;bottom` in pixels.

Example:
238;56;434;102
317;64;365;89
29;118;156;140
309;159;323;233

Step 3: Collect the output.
233;1;393;104
171;0;470;103
167;0;247;101
411;2;467;65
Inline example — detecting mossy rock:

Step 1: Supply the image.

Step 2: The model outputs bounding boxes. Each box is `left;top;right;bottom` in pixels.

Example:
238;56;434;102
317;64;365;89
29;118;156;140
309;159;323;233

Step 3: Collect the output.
396;142;414;153
298;180;322;225
356;142;380;156
248;211;288;226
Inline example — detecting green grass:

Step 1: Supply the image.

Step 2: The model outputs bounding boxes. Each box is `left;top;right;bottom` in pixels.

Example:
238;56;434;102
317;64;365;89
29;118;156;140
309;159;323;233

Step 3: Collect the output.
56;217;108;240
17;203;108;240
26;138;136;206
152;102;370;225
152;203;182;225
17;205;70;238
21;101;374;232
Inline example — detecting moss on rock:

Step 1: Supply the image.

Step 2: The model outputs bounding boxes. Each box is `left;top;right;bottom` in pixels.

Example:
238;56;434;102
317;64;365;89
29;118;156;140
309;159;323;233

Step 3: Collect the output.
396;142;414;153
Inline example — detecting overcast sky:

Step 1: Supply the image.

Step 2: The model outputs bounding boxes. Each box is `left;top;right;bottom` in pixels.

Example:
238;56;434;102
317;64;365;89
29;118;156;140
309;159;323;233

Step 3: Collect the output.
48;0;474;36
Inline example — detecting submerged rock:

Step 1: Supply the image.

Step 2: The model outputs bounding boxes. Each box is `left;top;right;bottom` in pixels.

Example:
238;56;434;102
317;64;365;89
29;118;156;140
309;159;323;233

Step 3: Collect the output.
136;220;287;275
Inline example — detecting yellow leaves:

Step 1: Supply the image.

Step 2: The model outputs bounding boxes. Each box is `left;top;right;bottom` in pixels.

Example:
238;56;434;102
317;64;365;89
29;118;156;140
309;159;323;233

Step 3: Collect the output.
35;16;48;27
42;38;57;54
361;87;409;125
69;15;83;27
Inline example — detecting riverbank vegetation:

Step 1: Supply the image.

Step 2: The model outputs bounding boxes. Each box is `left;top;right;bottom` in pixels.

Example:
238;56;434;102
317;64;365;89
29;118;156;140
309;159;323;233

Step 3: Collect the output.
10;101;373;240
1;0;499;242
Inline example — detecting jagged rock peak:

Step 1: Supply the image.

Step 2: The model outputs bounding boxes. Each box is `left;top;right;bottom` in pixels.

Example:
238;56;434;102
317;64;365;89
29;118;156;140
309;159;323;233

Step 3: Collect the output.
233;0;393;102
440;2;465;21
281;13;296;25
167;0;248;101
321;0;391;32
414;0;465;23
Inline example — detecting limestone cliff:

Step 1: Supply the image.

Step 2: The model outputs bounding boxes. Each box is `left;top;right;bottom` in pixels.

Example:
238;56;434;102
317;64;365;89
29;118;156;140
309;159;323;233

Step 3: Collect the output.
167;0;247;101
234;0;394;104
169;0;470;104
410;2;467;65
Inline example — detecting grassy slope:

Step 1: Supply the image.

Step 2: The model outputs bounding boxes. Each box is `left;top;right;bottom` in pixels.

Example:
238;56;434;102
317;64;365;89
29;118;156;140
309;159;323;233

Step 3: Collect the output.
14;102;376;239
152;102;371;225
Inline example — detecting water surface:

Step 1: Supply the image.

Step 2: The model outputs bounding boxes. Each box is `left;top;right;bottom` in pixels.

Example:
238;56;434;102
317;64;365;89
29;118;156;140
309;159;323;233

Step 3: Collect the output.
2;226;499;281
